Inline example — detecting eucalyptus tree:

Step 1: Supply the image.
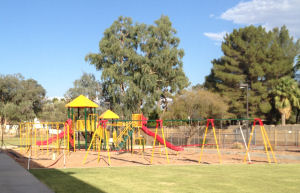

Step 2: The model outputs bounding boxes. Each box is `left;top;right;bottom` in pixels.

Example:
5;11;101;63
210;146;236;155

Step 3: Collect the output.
0;74;45;125
86;16;189;118
65;72;102;102
39;98;67;122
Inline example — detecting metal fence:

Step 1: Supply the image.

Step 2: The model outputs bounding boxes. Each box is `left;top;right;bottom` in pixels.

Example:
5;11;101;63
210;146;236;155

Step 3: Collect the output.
1;123;300;151
141;123;300;151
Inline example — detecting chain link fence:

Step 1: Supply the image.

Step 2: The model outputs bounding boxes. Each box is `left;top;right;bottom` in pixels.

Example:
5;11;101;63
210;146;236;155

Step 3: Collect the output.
1;122;300;151
141;122;300;151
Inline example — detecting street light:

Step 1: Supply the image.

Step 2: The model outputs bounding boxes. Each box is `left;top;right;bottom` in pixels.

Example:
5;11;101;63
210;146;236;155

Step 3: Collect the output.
104;101;111;109
239;83;249;119
240;83;249;143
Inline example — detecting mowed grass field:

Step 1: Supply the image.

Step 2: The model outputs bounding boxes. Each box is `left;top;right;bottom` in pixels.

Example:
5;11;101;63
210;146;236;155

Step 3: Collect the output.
4;136;21;146
31;164;300;193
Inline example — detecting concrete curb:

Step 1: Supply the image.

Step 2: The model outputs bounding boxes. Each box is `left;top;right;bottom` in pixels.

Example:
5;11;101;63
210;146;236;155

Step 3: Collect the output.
0;152;54;193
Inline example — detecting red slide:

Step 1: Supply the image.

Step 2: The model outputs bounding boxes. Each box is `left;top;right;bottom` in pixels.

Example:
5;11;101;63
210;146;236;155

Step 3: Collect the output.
141;125;183;151
36;119;74;147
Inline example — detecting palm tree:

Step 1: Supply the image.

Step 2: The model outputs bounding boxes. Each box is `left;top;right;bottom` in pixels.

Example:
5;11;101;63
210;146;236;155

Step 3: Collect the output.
273;77;300;125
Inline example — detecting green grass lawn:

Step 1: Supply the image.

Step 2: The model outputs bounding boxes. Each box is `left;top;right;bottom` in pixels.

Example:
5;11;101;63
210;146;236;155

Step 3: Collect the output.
4;136;20;146
31;164;300;193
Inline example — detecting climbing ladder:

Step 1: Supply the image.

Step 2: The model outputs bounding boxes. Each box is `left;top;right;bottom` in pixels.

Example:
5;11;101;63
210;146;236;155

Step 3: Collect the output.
115;122;134;151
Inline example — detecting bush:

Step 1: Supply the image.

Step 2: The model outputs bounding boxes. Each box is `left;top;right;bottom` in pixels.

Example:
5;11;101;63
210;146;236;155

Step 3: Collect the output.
231;142;244;149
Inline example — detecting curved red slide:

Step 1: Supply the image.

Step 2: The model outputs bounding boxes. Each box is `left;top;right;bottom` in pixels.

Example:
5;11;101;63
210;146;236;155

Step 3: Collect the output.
141;125;183;151
36;119;74;147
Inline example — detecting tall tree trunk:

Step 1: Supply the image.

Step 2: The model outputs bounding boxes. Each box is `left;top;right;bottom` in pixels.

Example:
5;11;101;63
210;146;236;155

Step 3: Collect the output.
296;109;300;124
185;136;193;146
0;117;4;136
281;113;286;125
157;98;161;119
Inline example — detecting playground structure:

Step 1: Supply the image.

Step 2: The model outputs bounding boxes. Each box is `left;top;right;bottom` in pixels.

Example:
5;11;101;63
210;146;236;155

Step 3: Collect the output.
17;95;278;167
18;114;185;165
244;118;277;163
18;118;278;166
18;95;185;165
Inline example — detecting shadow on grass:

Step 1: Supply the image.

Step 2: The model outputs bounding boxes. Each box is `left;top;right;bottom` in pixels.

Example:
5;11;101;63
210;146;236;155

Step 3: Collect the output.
6;149;106;193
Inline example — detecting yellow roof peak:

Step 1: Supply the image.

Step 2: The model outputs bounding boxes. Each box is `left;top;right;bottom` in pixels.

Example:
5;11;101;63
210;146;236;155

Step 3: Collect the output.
99;110;119;119
65;95;99;108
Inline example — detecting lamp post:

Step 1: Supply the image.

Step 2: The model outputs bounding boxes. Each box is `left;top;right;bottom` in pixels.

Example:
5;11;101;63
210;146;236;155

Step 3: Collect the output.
104;101;110;110
240;83;249;143
240;83;249;119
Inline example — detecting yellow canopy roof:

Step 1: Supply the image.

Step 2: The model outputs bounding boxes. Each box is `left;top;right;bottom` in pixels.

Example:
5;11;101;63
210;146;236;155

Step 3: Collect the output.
99;110;119;119
65;95;99;108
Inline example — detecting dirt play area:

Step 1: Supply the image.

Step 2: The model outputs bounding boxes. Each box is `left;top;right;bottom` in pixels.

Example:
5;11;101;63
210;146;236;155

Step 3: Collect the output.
5;146;300;169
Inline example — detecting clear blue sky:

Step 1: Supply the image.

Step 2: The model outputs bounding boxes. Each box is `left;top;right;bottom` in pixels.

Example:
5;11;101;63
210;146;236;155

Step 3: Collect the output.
1;0;299;97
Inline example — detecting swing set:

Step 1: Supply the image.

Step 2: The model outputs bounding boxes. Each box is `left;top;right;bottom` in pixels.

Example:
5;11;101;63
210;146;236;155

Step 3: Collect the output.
18;95;277;166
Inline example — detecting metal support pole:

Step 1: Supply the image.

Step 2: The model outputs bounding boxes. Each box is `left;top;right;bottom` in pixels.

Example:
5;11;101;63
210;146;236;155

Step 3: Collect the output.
85;108;87;150
78;108;80;150
240;83;249;144
71;108;74;121
246;84;249;145
27;146;31;170
131;132;133;153
71;108;75;151
239;125;251;163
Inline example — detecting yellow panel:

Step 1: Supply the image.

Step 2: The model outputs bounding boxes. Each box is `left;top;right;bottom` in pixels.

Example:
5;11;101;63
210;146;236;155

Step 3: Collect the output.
107;122;124;127
132;114;142;127
76;120;98;132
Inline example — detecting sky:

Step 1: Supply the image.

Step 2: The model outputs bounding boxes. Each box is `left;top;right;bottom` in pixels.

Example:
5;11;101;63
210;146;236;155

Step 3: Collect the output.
1;0;300;98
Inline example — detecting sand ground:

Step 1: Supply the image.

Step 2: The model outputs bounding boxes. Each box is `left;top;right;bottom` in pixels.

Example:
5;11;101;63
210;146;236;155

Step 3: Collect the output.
5;146;300;169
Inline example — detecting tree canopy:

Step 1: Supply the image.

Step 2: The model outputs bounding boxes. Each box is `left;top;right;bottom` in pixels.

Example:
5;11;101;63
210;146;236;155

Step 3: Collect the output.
85;16;189;118
65;72;102;102
162;88;229;120
204;25;300;122
0;74;45;124
296;55;300;84
38;98;67;122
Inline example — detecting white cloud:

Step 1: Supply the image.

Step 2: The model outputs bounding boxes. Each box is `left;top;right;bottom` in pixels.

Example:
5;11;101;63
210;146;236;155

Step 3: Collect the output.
221;0;300;38
204;31;228;42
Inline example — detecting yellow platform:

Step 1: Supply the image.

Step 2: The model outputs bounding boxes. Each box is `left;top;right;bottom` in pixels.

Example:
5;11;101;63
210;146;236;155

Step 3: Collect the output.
75;120;125;132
